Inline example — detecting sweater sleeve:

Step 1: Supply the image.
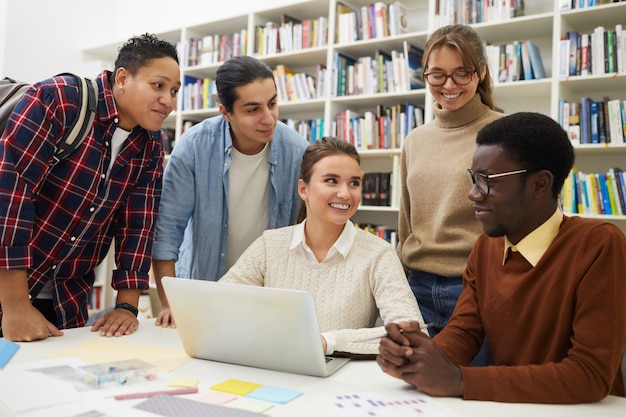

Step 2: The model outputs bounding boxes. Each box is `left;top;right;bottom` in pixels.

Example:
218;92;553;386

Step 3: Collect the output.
448;223;626;403
331;237;428;355
218;233;267;286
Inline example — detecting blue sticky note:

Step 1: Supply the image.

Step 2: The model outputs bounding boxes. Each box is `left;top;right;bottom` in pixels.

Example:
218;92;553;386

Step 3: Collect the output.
0;338;20;368
245;385;303;404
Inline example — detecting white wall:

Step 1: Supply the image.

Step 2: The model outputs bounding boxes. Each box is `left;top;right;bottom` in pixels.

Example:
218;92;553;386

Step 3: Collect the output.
1;0;294;83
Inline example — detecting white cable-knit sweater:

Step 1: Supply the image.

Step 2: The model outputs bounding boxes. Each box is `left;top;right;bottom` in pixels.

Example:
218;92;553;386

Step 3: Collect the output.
220;225;427;355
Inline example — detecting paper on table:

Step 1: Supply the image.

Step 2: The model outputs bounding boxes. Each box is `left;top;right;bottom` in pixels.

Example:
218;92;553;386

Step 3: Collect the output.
226;397;274;413
210;379;263;396
168;376;199;388
199;390;239;405
136;394;267;417
44;338;192;373
245;385;303;404
327;390;463;417
0;368;85;413
12;398;163;417
0;338;19;369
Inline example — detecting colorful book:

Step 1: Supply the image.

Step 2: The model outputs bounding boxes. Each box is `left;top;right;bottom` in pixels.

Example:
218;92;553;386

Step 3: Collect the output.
525;40;546;79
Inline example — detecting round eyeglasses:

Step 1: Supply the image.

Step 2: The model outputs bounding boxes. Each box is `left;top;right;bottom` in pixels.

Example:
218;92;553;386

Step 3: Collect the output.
467;169;528;196
423;69;477;86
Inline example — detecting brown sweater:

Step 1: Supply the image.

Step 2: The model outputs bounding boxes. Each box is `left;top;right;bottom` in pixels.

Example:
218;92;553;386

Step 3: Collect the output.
435;216;626;403
398;94;504;276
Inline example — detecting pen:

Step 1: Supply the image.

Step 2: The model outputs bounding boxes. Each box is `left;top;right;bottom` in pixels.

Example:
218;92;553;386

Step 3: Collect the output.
356;323;434;342
114;387;199;400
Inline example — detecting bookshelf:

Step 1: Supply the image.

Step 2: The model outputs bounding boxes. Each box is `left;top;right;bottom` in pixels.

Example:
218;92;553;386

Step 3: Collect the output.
82;0;626;287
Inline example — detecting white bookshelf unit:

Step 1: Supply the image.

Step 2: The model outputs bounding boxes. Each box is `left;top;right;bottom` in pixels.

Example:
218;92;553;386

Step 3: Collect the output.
82;0;626;310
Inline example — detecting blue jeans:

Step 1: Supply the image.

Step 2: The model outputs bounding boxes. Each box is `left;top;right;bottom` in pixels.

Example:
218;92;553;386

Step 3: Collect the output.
408;269;493;366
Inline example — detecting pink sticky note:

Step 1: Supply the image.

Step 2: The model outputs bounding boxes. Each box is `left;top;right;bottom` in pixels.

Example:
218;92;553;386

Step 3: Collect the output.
199;390;239;405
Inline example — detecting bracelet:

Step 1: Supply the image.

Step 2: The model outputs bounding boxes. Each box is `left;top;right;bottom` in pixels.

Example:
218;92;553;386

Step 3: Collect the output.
115;302;138;317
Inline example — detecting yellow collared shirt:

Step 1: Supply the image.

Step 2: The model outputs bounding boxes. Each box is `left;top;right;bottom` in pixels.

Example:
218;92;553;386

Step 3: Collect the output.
503;208;563;267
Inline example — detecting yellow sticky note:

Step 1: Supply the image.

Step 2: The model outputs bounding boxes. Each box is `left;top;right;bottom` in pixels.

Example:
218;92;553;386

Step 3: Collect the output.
168;377;199;388
210;379;263;396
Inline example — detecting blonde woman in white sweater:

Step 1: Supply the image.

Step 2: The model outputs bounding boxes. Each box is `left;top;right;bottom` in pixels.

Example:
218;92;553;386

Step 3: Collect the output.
220;137;427;356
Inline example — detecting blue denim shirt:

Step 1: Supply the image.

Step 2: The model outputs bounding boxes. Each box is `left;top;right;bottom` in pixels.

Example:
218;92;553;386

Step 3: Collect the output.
153;116;308;281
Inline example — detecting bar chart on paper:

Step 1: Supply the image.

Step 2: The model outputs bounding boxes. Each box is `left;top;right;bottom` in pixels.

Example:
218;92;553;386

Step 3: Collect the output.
327;390;461;417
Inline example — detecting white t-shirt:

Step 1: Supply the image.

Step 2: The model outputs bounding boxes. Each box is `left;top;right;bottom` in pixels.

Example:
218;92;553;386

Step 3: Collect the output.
226;144;270;271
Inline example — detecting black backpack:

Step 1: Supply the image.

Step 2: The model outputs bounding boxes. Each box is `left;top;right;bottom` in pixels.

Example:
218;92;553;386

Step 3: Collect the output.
0;73;98;167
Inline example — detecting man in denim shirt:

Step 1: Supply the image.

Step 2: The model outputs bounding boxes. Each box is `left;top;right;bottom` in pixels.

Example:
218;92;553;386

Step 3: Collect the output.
152;56;308;327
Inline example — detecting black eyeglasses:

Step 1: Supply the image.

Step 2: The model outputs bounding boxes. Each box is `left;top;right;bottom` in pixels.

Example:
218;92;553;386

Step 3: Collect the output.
467;169;528;196
423;69;477;86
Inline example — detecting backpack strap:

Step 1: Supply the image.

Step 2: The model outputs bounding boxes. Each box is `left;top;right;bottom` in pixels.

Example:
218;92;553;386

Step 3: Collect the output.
50;73;98;168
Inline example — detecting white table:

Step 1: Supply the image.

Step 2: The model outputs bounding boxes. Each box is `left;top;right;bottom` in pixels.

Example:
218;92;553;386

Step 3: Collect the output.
3;319;626;417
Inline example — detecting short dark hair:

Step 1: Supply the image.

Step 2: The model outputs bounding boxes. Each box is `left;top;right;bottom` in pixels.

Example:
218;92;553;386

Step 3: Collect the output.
296;137;361;223
216;56;275;113
112;33;179;83
476;112;574;198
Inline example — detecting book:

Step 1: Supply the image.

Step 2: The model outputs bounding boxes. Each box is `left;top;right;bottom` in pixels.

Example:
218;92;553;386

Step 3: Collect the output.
589;100;600;144
597;173;612;215
520;41;534;80
388;1;408;36
335;2;356;43
362;172;380;205
607;98;624;144
607;168;623;215
403;41;425;89
378;172;392;206
567;30;580;76
580;97;591;144
525;40;546;79
612;167;626;214
580;33;591;76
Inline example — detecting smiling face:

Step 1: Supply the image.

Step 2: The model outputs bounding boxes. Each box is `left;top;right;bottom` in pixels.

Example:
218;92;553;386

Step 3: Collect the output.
298;154;362;231
220;78;278;155
426;45;483;111
468;144;539;244
114;56;180;131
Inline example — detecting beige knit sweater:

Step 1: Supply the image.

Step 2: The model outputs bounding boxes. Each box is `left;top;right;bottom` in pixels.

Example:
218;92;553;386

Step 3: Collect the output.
398;94;504;276
220;226;426;355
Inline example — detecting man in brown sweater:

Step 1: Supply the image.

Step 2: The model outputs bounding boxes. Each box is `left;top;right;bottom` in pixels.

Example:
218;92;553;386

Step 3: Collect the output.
377;112;626;403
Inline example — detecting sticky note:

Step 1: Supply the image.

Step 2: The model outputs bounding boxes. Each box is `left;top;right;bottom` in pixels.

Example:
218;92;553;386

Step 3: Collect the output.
227;397;274;413
168;377;199;388
210;379;263;396
0;338;20;369
199;390;238;405
245;385;303;404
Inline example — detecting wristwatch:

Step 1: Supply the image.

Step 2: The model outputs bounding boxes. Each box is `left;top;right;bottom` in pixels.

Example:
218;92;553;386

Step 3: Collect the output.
115;302;139;317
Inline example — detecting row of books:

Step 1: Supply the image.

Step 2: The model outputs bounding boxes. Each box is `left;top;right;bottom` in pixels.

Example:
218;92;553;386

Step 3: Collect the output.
561;167;626;216
558;25;626;78
558;96;626;144
282;118;325;143
486;40;546;83
253;15;329;57
273;64;323;103
434;0;525;27
335;1;408;44
181;75;219;111
331;41;424;97
363;172;392;206
354;222;398;247
335;103;424;151
560;0;624;11
183;30;248;67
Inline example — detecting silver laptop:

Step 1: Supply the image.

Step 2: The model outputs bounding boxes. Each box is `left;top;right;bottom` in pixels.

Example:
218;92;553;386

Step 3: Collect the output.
161;277;350;377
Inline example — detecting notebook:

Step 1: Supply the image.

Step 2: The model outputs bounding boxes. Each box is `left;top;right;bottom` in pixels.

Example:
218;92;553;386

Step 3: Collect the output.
161;277;350;377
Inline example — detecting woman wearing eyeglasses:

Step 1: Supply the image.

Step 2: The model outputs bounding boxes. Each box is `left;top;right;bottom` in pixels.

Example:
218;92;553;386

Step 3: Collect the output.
397;24;504;366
